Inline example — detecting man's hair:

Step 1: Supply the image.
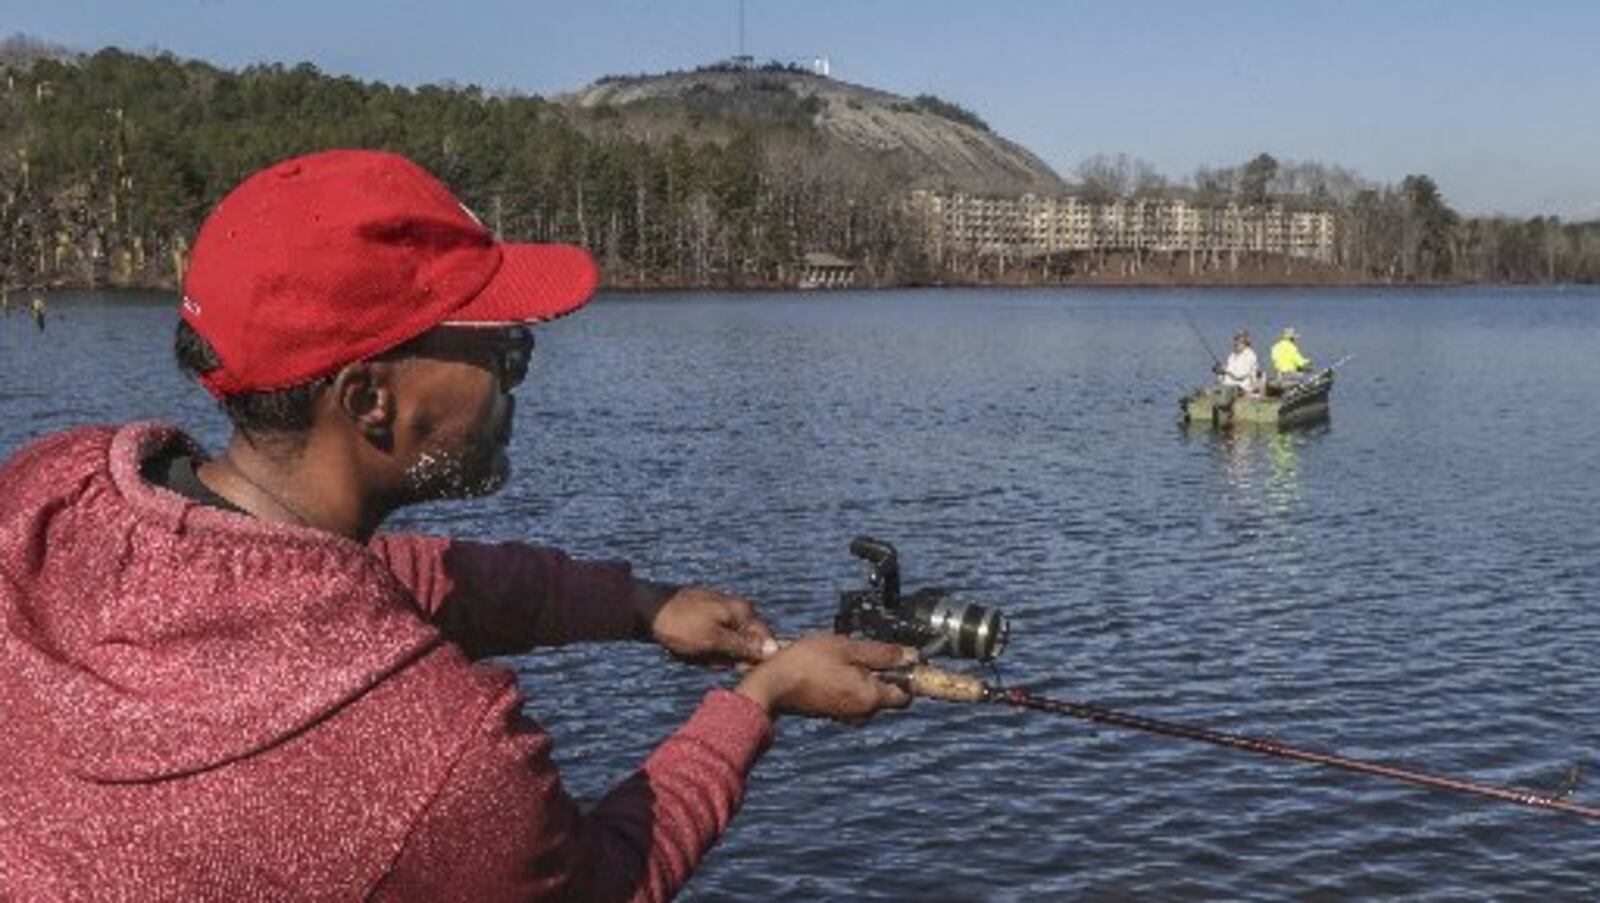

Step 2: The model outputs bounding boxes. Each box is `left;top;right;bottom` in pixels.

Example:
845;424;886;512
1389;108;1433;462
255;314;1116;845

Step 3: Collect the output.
174;319;331;437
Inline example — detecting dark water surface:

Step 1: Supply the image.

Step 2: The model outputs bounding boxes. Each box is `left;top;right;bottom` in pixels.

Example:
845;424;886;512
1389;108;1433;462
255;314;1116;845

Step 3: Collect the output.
4;287;1599;900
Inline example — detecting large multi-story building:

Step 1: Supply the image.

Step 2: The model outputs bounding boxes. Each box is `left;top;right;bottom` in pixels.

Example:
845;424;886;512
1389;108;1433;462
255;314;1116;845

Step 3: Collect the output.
909;191;1337;262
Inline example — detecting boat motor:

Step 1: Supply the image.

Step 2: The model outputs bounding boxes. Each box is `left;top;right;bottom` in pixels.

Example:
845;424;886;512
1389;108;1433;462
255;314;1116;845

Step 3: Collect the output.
835;536;1010;662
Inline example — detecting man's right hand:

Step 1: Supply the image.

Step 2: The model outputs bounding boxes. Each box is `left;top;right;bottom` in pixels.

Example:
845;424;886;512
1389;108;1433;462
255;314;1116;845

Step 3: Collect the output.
735;633;915;721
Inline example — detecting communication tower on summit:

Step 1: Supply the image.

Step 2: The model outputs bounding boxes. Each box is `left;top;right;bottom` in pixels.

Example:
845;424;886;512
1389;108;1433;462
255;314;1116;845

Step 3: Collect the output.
729;1;832;78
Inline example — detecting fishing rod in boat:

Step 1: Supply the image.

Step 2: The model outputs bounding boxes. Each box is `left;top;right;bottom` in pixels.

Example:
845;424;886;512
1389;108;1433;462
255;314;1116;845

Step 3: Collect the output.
836;537;1600;821
1277;354;1353;403
1181;311;1222;368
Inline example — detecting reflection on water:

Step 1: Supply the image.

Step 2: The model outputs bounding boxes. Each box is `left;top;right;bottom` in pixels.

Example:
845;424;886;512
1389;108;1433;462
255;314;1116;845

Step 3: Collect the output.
1184;420;1321;522
7;287;1600;900
1264;431;1304;515
1221;423;1325;515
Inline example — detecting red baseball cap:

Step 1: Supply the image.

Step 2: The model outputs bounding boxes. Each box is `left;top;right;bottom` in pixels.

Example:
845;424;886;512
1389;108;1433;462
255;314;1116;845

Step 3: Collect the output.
181;149;598;398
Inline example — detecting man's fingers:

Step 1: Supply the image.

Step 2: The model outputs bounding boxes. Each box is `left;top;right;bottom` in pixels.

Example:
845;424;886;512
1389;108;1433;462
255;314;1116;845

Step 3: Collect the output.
743;619;777;657
699;621;777;666
876;672;915;707
712;597;776;660
874;676;913;709
844;638;919;671
709;615;763;657
721;596;756;624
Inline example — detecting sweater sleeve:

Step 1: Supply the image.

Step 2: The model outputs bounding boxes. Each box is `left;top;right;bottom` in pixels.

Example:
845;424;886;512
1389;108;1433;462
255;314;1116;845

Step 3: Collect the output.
372;687;773;903
370;533;644;656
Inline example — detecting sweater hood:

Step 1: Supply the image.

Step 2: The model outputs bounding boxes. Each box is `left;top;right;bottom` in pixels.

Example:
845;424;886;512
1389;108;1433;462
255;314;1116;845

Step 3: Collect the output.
0;423;441;783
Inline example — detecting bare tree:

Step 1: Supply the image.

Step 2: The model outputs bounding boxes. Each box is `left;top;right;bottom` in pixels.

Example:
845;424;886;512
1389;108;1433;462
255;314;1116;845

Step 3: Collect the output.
1074;154;1125;203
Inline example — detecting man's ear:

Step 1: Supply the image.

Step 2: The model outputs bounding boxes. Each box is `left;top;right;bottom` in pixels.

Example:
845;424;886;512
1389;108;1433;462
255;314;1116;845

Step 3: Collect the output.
332;361;395;451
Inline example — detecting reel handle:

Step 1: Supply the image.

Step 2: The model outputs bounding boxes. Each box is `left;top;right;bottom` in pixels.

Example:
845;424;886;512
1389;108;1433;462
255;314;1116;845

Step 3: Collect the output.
848;535;900;602
849;536;898;569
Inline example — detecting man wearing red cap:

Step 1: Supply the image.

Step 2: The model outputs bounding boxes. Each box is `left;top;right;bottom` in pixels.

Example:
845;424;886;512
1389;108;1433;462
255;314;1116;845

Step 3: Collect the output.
0;150;913;900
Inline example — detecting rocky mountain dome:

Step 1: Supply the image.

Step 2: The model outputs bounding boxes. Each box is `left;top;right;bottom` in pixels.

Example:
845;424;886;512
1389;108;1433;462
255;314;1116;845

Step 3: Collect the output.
559;67;1066;197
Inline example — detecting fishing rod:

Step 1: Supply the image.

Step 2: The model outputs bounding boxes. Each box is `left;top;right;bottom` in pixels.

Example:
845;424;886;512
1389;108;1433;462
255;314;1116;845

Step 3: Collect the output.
836;537;1600;821
1181;311;1222;368
887;667;1600;820
1303;353;1353;381
1321;352;1355;378
1277;353;1353;403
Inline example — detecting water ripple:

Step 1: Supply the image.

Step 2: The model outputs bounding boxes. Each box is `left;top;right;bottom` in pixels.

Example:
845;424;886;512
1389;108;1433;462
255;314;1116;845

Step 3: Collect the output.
7;287;1600;899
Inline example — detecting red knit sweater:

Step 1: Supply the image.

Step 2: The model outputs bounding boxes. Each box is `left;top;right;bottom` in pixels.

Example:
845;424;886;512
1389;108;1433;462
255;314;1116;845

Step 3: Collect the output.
0;423;772;901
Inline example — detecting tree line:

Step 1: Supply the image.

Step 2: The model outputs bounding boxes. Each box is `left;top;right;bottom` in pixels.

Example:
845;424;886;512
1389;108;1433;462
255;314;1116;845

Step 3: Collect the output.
1;41;1596;292
1072;151;1600;283
1;44;925;291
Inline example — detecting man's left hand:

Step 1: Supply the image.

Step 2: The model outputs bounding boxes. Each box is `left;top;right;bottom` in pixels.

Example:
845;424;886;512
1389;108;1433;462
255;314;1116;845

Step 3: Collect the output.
638;583;778;666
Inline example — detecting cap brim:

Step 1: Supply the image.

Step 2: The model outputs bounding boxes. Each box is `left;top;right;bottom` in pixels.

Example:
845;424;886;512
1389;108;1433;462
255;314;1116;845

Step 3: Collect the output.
446;243;599;326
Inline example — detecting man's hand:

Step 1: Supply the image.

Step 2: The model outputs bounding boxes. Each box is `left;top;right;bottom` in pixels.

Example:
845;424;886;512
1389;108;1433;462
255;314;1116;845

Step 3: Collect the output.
636;582;777;666
735;633;915;721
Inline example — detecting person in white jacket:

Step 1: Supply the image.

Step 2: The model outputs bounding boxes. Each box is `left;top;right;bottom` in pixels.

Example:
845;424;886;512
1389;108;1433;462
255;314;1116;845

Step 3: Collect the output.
1215;330;1262;395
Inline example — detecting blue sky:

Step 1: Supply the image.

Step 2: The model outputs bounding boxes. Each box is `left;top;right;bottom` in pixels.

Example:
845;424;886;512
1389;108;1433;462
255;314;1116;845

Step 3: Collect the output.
4;0;1596;219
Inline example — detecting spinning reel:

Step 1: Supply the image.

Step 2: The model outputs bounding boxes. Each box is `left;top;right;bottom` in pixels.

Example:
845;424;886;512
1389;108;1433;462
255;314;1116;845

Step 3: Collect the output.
835;536;1010;662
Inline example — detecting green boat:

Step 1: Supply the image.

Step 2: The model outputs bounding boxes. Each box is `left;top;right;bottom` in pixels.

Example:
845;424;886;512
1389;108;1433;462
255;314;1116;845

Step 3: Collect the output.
1182;369;1335;429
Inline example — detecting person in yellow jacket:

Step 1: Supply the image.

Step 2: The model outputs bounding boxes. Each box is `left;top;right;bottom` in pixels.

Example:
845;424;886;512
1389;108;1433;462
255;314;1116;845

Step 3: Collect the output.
1271;327;1311;380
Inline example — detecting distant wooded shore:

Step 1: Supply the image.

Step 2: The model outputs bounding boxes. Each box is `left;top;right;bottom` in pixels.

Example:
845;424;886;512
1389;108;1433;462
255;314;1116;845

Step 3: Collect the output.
4;39;1596;296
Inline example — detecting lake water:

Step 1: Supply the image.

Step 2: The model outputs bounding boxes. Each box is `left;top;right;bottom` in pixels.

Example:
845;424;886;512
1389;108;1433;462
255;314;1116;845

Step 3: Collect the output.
3;286;1599;900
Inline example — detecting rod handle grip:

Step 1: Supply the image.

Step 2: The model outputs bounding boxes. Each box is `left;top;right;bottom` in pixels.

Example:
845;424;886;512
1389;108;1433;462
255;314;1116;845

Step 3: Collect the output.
902;665;987;703
769;638;987;703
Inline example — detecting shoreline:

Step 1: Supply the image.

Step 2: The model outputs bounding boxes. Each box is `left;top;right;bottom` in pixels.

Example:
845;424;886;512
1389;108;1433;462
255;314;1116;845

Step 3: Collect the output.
21;275;1598;298
14;250;1595;295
